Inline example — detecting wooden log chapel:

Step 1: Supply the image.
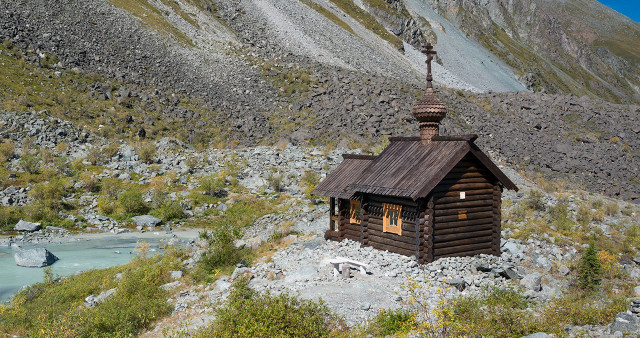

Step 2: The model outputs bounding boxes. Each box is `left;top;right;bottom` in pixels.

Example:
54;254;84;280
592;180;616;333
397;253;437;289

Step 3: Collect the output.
312;44;518;264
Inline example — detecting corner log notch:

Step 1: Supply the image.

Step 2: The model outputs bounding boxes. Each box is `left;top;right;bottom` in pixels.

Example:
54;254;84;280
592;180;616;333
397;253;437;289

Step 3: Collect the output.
311;43;517;264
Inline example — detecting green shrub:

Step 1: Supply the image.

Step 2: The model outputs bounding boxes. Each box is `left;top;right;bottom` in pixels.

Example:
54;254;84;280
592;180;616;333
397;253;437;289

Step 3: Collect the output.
97;196;119;216
193;225;245;281
199;174;226;197
86;147;102;165
0;141;15;162
196;278;342;337
0;168;10;189
542;289;627;326
100;177;123;199
39;147;56;165
118;188;149;216
267;171;283;192
548;201;574;231
440;287;543;337
526;189;546;212
136;142;156;164
0;206;23;231
150;192;184;221
18;155;41;174
28;178;66;211
576;204;594;226
78;172;100;192
367;308;418;336
0;245;180;336
301;169;320;198
578;242;602;291
102;143;120;159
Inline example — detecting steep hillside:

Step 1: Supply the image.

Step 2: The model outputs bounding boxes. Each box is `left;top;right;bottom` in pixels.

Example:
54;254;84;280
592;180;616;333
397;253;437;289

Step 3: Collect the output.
429;0;640;103
0;0;638;201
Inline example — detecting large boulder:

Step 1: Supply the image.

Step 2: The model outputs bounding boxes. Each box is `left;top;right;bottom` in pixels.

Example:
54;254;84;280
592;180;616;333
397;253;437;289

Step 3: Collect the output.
610;312;640;334
84;288;117;308
14;219;42;232
131;215;162;227
14;248;59;267
520;273;543;292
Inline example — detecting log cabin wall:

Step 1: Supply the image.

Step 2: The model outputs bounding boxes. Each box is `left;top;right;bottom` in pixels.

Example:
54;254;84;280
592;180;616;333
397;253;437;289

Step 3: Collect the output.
430;154;501;260
339;198;360;242
363;195;421;258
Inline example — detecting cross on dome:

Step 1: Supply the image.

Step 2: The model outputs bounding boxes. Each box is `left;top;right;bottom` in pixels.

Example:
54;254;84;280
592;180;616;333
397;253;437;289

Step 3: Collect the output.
422;43;436;88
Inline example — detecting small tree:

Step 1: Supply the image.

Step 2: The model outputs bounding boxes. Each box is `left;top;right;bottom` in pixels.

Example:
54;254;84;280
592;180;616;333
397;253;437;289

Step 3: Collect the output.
578;242;601;291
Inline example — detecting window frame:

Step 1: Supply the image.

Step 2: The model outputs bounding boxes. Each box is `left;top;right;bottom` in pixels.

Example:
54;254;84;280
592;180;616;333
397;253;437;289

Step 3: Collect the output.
383;203;402;235
349;200;361;224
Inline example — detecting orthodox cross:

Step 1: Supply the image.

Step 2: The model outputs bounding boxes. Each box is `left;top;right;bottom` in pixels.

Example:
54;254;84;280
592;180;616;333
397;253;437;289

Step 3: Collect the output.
422;43;436;88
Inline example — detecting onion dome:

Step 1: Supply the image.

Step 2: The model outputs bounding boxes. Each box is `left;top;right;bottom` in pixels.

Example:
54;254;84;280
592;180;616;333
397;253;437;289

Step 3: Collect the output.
412;43;447;143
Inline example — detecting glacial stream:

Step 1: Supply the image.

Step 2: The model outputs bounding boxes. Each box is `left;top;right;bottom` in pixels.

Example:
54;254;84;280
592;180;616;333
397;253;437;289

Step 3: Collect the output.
0;231;199;302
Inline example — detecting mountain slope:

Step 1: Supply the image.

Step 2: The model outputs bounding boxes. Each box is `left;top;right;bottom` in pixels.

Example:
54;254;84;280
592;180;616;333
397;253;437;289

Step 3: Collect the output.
428;0;640;103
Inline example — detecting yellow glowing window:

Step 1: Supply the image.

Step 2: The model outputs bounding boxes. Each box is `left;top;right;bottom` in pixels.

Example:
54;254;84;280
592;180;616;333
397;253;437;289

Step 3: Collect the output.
349;200;361;224
383;203;402;235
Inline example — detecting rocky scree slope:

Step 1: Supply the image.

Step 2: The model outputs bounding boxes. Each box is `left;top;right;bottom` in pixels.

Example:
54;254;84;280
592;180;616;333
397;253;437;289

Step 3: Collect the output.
0;0;638;201
429;0;640;104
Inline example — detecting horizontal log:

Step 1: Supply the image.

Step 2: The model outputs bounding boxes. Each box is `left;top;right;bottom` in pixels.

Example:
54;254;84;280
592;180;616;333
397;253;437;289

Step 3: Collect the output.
434;221;494;233
434;206;494;217
367;228;422;246
344;228;361;238
434;242;493;256
369;241;416;257
368;233;417;251
433;229;494;243
439;177;492;185
434;198;494;210
433;183;494;193
442;171;486;179
433;236;494;249
435;217;495;230
433;189;494;198
434;248;495;259
435;211;495;223
367;219;417;232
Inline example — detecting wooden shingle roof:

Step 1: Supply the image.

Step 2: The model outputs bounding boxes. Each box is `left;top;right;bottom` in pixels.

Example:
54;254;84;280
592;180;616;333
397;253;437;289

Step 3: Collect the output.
347;136;517;200
311;154;376;199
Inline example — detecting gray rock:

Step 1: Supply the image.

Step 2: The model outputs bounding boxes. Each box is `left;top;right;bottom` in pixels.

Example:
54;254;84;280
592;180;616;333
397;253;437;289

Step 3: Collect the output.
521;333;554;338
14;248;59;267
360;303;371;311
170;270;183;280
85;288;117;308
558;265;570;276
633;286;640;297
231;267;253;280
520;273;542;292
160;281;181;290
447;277;466;291
476;263;492;272
131;215;162;227
610;312;640;334
499;268;522;280
14;219;42;232
502;241;524;256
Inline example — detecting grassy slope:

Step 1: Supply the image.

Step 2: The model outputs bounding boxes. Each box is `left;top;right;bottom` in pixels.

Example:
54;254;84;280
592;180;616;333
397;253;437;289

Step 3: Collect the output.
327;0;403;48
300;0;358;37
0;42;229;147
